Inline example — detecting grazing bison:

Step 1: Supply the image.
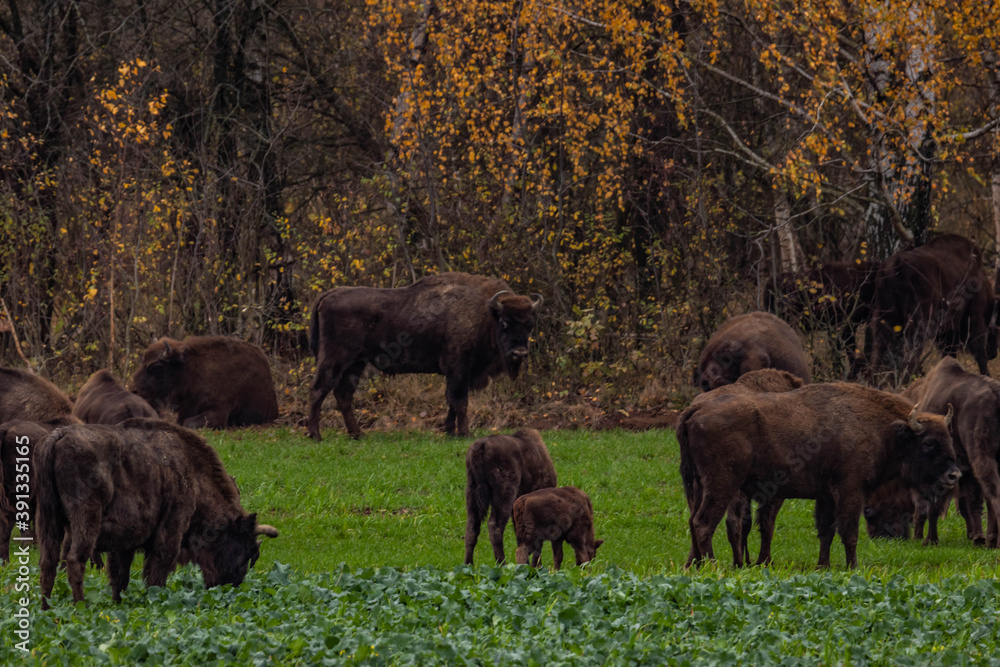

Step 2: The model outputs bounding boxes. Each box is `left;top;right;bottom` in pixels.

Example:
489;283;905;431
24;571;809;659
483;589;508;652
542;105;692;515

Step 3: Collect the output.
766;261;879;378
308;272;542;439
73;369;158;424
694;312;811;392
681;369;804;566
868;234;997;382
464;428;556;565
0;367;73;424
513;486;602;569
130;336;279;428
36;419;278;608
678;383;961;568
0;417;79;563
864;479;983;544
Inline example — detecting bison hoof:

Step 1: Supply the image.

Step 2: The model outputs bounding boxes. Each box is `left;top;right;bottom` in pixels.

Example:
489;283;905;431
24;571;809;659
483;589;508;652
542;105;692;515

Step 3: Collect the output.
922;537;939;546
973;537;987;547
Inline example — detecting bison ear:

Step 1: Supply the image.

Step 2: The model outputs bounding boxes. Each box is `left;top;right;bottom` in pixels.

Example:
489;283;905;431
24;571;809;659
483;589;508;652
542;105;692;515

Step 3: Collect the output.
594;539;604;550
891;419;916;444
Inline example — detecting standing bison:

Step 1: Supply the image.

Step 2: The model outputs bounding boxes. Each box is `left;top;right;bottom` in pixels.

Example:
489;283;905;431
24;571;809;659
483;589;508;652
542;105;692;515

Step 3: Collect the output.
513;486;602;569
868;234;997;382
308;272;542;439
464;428;556;565
678;383;960;568
36;419;278;608
130;336;278;428
73;369;158;424
694;312;811;392
0;367;73;423
681;369;804;566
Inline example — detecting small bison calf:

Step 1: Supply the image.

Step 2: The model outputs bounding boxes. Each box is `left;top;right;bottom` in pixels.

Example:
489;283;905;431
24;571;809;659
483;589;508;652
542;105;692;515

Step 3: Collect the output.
512;486;602;569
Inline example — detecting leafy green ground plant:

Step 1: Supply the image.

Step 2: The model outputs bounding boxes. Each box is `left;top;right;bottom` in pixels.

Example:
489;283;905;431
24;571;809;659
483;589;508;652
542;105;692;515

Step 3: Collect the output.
2;427;999;664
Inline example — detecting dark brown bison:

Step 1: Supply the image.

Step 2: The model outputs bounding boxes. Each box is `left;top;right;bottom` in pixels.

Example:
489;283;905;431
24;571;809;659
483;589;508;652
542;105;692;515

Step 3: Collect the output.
899;356;1000;546
678;382;961;568
0;417;79;563
36;419;278;608
0;367;73;424
682;369;804;566
464;428;556;565
73;369;158;424
766;261;879;378
868;234;997;382
308;272;542;439
129;336;279;428
694;312;811;392
864;479;983;544
512;486;602;569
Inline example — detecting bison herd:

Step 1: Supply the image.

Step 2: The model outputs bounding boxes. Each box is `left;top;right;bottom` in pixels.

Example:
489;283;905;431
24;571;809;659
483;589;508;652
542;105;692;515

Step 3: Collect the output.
3;242;1000;606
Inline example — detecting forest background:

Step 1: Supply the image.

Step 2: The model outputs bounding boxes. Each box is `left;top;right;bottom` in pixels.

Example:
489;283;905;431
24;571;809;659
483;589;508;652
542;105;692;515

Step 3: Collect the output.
1;0;1000;417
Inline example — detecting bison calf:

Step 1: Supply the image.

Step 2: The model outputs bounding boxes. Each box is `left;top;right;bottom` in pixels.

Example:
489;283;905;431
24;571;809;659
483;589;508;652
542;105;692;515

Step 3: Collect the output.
36;419;278;609
694;312;811;392
73;369;158;424
464;428;556;565
512;486;602;569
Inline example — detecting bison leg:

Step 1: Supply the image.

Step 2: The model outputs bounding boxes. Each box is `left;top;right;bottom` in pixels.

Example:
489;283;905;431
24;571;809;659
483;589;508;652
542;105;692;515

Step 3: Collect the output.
181;409;230;429
724;495;749;567
755;499;785;566
108;551;135;603
814;494;836;568
444;375;470;437
487;501;514;565
957;478;985;545
689;491;732;567
307;360;341;441
64;524;100;606
923;495;946;546
552;539;564;570
333;363;366;440
464;492;483;566
967;449;1000;549
833;491;863;568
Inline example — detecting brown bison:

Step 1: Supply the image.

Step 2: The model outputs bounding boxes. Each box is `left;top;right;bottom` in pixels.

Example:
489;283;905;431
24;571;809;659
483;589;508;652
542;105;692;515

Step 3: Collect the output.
0;417;79;563
0;367;73;424
864;479;983;544
130;336;279;428
899;356;1000;546
678;383;961;568
766;261;879;378
513;486;602;569
464;428;556;565
36;419;279;608
308;272;542;439
868;234;997;382
694;312;811;392
682;369;804;566
73;369;158;424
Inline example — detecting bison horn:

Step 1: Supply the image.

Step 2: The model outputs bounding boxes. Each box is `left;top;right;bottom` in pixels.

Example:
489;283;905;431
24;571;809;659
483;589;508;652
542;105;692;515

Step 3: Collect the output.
529;292;544;310
161;339;172;358
944;403;954;428
908;405;925;435
489;290;509;312
255;524;279;538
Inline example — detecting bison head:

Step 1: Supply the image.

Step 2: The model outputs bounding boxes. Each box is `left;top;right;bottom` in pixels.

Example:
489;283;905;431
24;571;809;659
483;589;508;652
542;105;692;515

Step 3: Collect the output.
489;291;542;378
129;337;185;409
863;480;914;540
696;342;763;392
194;513;279;589
575;538;604;566
894;404;961;495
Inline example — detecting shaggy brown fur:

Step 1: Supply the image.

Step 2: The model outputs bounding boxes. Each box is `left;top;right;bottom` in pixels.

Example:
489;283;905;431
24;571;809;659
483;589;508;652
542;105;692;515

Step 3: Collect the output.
73;369;158;424
694;312;811;392
130;336;278;428
464;428;556;565
0;417;79;562
682;369;804;566
307;272;542;439
36;419;278;609
677;383;961;568
0;368;73;424
513;486;602;569
869;234;997;381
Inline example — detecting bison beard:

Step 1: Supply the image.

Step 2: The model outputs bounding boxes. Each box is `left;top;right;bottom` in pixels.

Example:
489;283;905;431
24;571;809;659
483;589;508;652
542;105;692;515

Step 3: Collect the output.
678;383;961;568
307;272;542;439
35;419;278;609
693;312;811;393
464;428;556;565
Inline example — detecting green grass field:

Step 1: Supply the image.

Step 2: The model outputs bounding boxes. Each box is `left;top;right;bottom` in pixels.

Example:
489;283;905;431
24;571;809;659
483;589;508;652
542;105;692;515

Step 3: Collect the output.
3;426;1000;664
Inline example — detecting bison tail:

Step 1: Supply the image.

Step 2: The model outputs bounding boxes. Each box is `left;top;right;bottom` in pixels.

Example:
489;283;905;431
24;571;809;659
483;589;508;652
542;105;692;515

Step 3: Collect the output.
34;430;68;555
465;442;491;523
676;405;700;511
